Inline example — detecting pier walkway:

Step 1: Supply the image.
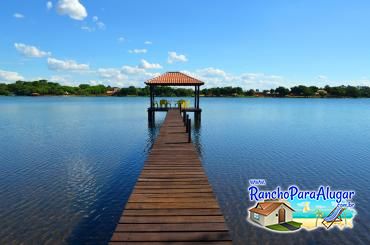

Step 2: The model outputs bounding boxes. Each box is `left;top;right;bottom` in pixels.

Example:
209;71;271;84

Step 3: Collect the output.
110;109;232;244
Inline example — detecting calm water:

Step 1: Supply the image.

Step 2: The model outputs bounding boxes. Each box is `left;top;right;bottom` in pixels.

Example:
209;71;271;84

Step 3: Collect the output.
0;97;370;244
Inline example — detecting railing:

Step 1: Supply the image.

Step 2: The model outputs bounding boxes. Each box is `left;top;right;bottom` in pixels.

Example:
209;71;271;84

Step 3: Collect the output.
182;111;191;143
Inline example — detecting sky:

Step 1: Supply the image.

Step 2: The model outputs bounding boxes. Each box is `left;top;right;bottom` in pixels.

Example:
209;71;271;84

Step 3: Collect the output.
1;0;370;89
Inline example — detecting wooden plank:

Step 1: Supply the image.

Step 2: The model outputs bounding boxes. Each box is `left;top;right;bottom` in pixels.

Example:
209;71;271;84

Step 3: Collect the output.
128;197;218;203
120;215;226;224
133;188;213;192
110;109;232;244
111;231;231;242
123;209;222;216
114;223;228;232
125;202;220;209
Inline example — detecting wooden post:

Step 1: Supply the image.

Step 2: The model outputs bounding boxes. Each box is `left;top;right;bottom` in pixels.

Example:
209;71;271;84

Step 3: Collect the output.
149;85;154;108
186;115;189;132
194;86;197;108
197;86;200;109
188;118;191;143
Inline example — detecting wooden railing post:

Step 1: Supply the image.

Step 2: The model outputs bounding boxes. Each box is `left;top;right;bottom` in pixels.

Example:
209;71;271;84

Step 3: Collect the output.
188;119;191;143
186;115;189;132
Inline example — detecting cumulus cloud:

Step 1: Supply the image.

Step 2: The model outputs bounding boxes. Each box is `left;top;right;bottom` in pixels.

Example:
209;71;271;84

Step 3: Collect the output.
182;67;287;90
139;59;162;69
13;13;24;19
0;70;24;83
196;67;227;77
47;57;89;71
14;43;51;58
47;1;53;10
57;0;87;20
128;49;147;54
98;68;127;83
168;51;188;64
121;66;146;75
97;65;160;86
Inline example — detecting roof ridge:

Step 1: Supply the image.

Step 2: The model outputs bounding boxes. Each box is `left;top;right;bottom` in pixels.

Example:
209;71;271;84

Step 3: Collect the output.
145;71;204;86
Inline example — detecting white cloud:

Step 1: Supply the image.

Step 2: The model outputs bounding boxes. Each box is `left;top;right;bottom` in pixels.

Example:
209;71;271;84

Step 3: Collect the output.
182;67;287;90
118;37;125;42
139;59;162;69
47;1;53;10
128;49;147;54
48;57;89;71
121;66;146;75
14;43;51;58
97;65;160;86
92;16;98;22
98;68;127;81
13;13;24;19
168;51;188;64
0;70;24;83
57;0;87;20
144;41;152;45
196;67;227;77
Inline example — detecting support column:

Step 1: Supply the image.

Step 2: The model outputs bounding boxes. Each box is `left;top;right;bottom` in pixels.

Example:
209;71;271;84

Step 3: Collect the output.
194;86;197;108
148;85;155;126
196;86;200;109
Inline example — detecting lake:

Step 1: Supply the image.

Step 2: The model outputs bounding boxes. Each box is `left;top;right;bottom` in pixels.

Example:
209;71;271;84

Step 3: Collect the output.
0;97;369;244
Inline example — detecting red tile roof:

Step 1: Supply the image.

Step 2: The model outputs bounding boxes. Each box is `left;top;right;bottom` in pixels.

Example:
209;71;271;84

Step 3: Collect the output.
145;72;204;86
249;202;294;216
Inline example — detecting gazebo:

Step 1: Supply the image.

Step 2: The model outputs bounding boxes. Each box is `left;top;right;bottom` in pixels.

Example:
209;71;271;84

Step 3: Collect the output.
145;71;204;124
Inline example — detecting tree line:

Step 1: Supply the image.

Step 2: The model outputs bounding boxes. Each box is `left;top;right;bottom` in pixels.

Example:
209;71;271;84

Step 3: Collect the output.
1;80;370;98
0;80;110;96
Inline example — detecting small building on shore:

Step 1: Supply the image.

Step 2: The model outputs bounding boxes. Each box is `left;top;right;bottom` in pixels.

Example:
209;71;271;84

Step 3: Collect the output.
249;200;294;226
106;87;120;96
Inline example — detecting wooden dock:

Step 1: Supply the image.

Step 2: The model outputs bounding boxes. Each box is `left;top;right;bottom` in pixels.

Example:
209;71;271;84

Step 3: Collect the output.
110;109;232;244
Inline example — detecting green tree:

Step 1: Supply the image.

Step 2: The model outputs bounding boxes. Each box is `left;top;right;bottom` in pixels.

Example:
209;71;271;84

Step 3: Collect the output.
346;86;360;98
275;86;290;97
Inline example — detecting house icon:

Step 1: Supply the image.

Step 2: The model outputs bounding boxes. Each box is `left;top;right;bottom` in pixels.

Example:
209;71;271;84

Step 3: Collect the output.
249;199;295;227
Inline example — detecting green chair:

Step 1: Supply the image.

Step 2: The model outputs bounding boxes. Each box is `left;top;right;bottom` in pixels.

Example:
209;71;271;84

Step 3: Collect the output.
176;99;183;107
160;99;170;108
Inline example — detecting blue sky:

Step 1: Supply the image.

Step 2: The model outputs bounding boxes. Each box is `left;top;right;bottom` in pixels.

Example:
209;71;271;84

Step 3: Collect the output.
1;0;370;89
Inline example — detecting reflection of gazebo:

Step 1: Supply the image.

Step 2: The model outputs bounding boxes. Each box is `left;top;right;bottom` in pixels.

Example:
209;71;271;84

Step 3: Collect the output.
145;71;204;124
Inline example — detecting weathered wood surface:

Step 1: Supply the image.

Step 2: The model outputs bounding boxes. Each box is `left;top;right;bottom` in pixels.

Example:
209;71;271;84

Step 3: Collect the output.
110;109;232;244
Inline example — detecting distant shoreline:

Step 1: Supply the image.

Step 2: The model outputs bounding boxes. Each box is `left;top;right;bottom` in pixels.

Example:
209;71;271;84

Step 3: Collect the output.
1;80;370;98
1;95;369;99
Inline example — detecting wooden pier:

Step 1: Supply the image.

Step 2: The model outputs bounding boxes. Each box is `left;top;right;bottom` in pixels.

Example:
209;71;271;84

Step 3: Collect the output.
110;109;232;244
